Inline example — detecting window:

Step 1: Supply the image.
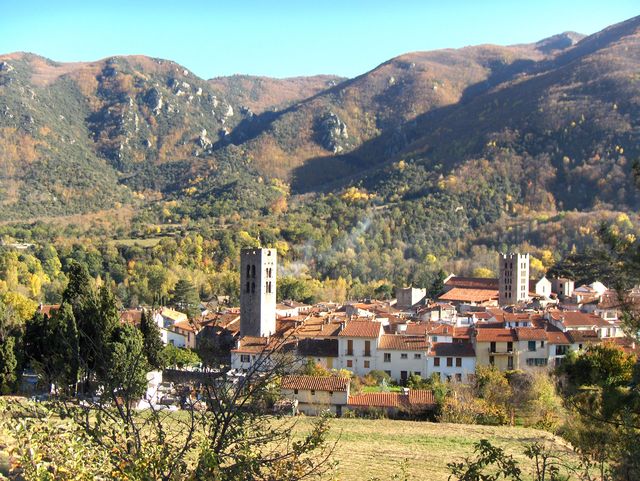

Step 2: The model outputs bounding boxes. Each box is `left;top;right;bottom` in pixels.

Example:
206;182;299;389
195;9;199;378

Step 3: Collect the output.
489;355;495;366
414;371;421;377
507;341;513;352
507;356;514;370
434;357;440;367
347;340;353;356
431;336;438;342
266;281;272;294
400;353;408;359
400;371;408;382
526;358;548;367
246;265;250;278
528;341;536;352
447;357;453;367
294;389;298;394
490;342;496;353
346;360;353;367
251;282;255;293
384;353;391;363
245;282;250;293
240;355;250;363
311;390;316;395
251;265;256;278
540;341;545;348
364;340;371;357
364;360;370;368
555;345;568;356
414;353;421;359
456;357;462;367
455;373;462;382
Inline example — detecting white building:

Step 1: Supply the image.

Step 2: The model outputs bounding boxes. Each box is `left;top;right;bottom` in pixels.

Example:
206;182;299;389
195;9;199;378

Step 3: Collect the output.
427;343;476;383
240;248;277;337
337;320;383;376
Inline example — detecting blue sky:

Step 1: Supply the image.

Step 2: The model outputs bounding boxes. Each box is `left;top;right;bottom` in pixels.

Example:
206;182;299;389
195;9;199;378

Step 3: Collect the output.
1;1;637;79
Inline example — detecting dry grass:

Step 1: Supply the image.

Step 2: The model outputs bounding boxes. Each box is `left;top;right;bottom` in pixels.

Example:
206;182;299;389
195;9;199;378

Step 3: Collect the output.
291;417;568;481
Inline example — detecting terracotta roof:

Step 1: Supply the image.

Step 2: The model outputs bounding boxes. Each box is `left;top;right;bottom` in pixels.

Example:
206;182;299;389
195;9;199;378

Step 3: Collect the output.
431;342;475;357
445;277;499;290
378;335;431;351
161;307;188;322
348;390;435;409
475;328;516;343
281;375;349;392
566;330;601;343
545;327;572;344
119;309;142;325
39;304;60;317
405;322;453;336
515;328;547;341
173;320;196;332
338;320;382;338
438;288;498;303
549;311;610;328
453;327;473;339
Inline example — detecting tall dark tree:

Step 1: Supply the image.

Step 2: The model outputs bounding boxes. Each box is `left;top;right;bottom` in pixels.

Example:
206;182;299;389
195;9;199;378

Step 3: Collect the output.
170;279;200;320
103;324;149;400
140;309;164;369
0;335;17;394
61;262;118;390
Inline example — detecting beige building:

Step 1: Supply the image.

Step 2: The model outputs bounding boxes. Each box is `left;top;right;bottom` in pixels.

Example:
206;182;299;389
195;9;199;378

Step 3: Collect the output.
280;375;350;416
499;253;530;306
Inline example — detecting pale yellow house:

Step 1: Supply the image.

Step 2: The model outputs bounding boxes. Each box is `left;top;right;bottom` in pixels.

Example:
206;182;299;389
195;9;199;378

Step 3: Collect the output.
280;375;350;416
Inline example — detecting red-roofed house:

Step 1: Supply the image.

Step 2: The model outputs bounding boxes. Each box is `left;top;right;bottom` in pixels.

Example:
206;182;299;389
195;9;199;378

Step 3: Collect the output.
347;389;436;417
281;375;350;415
337;320;383;376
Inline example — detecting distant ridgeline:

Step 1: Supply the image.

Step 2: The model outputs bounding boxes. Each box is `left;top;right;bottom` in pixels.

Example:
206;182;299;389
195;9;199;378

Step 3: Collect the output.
0;16;639;285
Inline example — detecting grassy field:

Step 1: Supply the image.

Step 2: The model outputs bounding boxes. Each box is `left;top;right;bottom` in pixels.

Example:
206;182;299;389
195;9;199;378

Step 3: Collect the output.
293;417;570;481
0;404;569;481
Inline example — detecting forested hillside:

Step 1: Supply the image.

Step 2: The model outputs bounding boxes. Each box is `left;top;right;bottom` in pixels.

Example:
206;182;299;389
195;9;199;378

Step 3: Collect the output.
0;16;639;308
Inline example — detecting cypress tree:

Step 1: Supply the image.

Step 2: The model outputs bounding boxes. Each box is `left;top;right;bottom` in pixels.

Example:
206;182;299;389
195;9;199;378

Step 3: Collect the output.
140;310;164;369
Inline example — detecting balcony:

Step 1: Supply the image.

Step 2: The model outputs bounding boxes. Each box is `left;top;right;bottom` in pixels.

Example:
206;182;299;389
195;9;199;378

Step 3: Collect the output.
488;348;513;355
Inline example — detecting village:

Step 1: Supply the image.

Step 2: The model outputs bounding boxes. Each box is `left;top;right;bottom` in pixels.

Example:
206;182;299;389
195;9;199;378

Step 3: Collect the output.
30;248;632;419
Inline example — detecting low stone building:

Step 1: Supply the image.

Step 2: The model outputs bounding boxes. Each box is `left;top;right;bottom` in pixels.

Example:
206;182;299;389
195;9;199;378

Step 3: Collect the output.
280;375;350;416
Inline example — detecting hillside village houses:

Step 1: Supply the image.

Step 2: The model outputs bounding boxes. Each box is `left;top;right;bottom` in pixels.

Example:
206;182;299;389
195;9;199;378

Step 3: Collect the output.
101;248;637;415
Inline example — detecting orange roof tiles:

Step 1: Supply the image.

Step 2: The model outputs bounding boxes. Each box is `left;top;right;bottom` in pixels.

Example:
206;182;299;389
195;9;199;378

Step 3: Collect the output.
338;320;382;338
545;327;572;344
549;311;610;328
378;335;431;351
515;328;547;341
475;328;516;343
348;390;435;409
405;322;453;336
281;375;349;392
438;288;498;303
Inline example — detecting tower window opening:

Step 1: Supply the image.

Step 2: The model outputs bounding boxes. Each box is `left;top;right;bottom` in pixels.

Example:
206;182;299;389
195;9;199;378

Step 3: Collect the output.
251;265;256;278
251;282;255;293
246;282;250;293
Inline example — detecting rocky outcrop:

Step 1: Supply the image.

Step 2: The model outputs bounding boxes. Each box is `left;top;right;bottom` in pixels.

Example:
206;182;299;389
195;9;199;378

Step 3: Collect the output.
316;112;349;153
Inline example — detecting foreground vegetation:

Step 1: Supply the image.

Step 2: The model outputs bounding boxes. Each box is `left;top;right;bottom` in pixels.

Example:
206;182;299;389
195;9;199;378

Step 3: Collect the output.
292;417;567;481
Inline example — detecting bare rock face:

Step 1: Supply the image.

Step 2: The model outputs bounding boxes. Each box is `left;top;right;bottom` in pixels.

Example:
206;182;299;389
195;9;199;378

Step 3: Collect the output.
144;88;163;115
197;128;213;150
316;111;349;153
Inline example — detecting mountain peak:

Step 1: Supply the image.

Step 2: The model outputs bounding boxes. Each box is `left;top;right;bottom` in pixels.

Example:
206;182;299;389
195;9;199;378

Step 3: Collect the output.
535;32;585;54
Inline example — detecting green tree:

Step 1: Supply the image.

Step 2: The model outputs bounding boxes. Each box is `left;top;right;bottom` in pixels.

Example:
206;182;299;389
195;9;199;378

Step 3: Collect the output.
0;335;17;394
140;310;164;369
170;279;200;320
103;324;149;400
161;344;200;369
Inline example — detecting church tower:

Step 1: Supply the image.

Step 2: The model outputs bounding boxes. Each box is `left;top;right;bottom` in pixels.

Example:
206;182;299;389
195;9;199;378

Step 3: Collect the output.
499;252;529;306
240;248;277;337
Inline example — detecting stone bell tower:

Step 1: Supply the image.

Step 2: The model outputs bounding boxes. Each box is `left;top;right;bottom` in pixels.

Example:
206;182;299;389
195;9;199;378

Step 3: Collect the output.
240;248;277;337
